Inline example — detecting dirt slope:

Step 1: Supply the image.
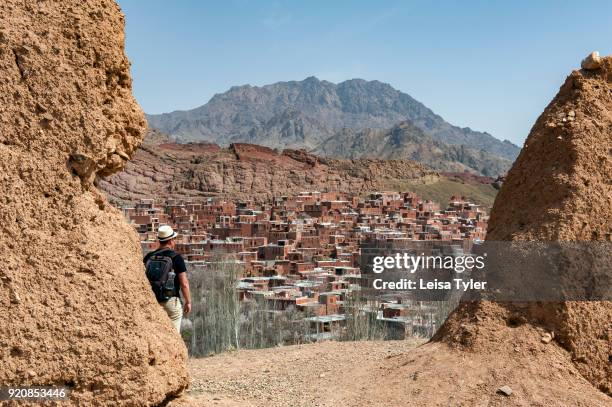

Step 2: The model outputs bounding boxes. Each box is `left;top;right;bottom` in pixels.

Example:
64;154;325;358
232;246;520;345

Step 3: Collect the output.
175;338;610;407
0;1;188;405
438;56;612;395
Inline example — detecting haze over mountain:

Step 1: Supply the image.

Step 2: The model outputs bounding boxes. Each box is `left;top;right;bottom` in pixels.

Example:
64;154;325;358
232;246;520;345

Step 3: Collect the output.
147;77;520;176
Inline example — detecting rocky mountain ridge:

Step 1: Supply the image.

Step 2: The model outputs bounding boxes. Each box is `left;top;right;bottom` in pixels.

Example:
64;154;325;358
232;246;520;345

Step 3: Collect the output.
146;77;520;176
314;121;513;176
100;133;499;206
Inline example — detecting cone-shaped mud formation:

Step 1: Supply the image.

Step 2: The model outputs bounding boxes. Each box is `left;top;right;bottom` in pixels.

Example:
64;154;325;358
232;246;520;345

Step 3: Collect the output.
438;56;612;395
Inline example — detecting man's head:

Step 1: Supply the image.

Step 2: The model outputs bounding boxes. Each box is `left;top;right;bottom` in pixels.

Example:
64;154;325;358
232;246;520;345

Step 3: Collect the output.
157;225;178;248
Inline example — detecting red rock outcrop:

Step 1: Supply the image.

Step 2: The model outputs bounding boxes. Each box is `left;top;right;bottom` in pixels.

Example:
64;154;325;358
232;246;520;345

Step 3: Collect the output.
438;56;612;395
0;1;188;405
100;139;440;204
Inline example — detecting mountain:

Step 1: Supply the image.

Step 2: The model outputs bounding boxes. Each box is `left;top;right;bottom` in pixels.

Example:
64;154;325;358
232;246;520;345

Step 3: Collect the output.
146;77;520;175
100;132;499;206
313;121;513;177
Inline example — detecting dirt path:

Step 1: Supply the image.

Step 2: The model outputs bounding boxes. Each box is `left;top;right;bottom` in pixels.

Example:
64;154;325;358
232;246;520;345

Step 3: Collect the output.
173;335;611;407
174;339;423;407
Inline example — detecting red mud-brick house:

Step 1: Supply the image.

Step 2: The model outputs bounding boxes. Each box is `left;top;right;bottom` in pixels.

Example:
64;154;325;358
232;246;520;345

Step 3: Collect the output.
291;262;315;275
258;240;293;261
318;292;340;315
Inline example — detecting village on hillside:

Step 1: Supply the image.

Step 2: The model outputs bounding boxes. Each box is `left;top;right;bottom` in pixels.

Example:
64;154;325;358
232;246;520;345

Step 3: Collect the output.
120;191;489;348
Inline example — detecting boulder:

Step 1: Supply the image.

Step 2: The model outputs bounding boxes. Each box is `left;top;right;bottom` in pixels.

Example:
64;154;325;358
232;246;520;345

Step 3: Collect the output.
581;51;602;70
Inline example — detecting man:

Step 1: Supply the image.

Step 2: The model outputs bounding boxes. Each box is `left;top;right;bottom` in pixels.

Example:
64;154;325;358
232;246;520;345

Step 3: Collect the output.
144;225;192;332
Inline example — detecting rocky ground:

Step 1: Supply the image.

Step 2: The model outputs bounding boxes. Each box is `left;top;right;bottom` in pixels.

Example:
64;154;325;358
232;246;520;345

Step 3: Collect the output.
438;54;612;396
174;337;611;407
175;339;425;407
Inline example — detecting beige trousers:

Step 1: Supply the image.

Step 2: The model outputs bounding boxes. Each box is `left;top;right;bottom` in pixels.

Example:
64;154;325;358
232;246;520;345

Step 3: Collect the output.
161;297;183;333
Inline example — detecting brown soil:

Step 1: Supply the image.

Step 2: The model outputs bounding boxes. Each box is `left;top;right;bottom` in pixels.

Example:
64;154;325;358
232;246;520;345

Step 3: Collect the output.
0;1;188;405
174;339;611;407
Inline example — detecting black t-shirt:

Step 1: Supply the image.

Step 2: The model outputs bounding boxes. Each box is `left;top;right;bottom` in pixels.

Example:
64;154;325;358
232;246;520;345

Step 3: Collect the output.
143;248;187;298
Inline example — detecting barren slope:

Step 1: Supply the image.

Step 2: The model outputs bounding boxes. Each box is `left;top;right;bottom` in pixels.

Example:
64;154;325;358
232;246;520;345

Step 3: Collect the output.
100;141;439;204
314;121;513;176
100;136;499;206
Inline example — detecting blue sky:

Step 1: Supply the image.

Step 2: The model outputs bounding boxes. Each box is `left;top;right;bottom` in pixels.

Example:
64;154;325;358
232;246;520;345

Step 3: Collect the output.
117;0;612;145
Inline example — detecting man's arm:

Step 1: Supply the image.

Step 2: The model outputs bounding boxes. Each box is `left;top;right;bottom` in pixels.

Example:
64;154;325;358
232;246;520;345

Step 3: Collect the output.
177;272;191;315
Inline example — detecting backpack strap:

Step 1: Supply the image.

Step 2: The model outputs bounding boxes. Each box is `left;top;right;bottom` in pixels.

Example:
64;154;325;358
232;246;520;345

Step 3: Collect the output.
147;248;178;260
155;249;178;260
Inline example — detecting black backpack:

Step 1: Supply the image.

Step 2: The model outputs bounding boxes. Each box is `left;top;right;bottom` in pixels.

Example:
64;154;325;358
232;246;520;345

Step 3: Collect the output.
145;250;178;302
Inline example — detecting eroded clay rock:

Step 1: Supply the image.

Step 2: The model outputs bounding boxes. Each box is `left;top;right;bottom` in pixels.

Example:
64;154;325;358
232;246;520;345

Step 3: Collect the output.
438;56;612;396
0;1;189;404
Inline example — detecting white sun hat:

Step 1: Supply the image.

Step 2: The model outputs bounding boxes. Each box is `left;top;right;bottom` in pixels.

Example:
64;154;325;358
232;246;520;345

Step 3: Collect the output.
157;225;178;242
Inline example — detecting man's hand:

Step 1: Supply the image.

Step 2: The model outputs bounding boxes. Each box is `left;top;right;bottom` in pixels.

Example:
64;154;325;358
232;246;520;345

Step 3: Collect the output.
178;272;192;316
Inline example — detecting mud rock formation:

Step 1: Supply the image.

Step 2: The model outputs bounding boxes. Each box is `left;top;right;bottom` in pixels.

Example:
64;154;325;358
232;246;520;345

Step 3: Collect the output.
439;56;612;395
0;1;188;405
